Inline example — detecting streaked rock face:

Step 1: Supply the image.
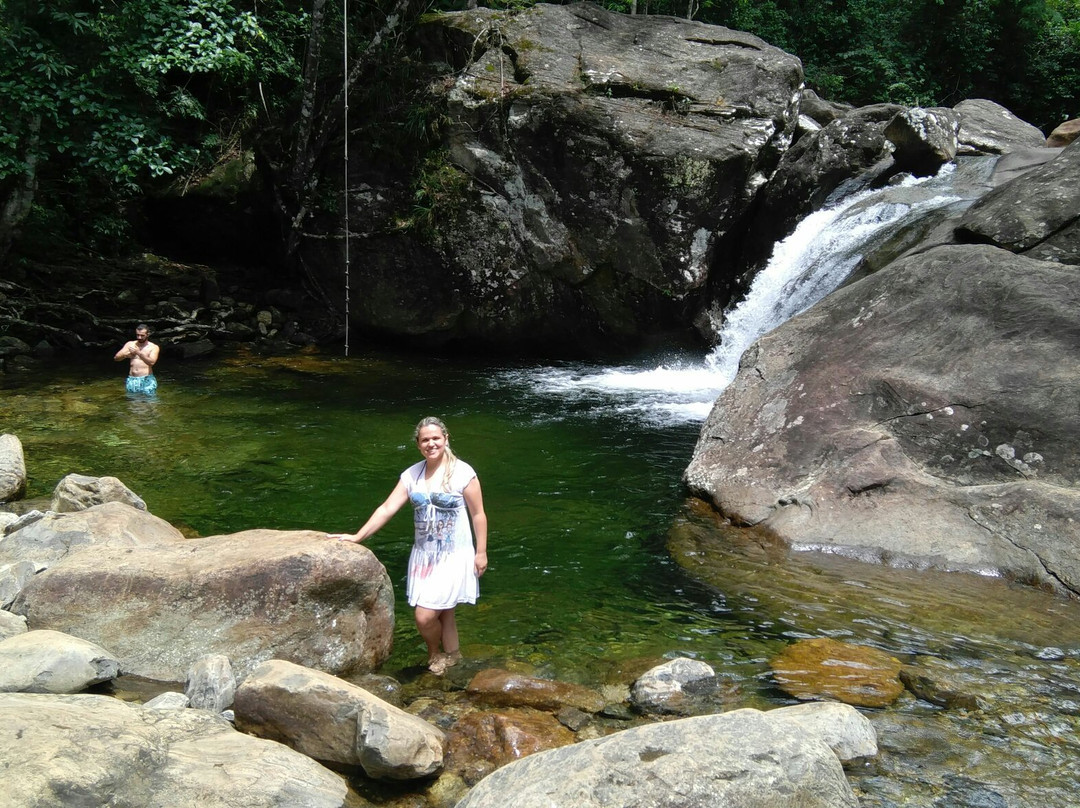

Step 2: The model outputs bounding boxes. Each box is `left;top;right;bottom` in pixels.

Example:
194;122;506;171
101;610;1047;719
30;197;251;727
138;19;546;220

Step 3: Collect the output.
686;242;1080;595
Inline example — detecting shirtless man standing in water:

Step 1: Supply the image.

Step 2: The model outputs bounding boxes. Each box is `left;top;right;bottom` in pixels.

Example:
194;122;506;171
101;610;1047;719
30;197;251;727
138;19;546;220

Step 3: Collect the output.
114;324;160;395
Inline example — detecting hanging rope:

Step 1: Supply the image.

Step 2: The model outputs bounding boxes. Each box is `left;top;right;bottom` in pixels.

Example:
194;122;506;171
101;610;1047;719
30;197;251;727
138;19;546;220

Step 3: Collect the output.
343;0;351;357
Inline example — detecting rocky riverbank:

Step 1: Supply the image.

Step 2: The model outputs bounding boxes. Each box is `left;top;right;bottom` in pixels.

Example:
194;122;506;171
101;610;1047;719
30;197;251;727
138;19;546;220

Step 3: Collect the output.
0;434;925;808
0;254;327;375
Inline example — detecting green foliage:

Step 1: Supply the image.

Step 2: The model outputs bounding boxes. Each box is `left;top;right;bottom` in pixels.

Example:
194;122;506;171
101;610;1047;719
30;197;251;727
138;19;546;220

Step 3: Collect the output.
406;150;472;235
0;0;271;254
702;0;1075;130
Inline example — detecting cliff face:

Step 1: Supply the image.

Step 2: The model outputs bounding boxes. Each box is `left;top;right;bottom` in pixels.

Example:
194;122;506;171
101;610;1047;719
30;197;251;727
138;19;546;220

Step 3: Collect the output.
312;3;803;354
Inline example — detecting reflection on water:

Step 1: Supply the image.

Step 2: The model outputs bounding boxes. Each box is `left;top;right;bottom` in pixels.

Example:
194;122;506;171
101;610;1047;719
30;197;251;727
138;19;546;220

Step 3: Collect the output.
2;346;1079;806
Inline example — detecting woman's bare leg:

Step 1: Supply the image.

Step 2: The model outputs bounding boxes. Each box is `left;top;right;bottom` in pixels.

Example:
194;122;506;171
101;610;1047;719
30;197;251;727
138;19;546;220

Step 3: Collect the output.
436;604;457;656
415;606;444;662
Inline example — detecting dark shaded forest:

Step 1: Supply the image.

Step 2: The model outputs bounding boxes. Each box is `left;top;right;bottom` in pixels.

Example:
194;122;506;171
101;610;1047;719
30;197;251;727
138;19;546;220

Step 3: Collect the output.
2;0;1077;279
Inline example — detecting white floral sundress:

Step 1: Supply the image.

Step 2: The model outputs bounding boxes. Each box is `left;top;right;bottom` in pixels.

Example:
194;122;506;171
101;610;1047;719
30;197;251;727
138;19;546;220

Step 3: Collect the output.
402;459;479;609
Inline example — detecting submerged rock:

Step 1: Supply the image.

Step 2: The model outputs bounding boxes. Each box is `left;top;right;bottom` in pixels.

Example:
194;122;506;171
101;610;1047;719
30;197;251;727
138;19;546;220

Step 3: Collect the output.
466;668;606;713
770;637;904;708
445;707;575;784
899;656;988;711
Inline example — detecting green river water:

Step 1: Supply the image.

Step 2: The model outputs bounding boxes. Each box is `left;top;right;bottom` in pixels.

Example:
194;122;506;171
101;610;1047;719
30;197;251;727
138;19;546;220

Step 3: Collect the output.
3;345;1079;807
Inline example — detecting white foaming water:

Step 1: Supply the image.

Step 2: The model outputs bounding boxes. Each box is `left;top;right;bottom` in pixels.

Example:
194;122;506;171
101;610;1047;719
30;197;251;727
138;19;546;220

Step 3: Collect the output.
501;165;973;427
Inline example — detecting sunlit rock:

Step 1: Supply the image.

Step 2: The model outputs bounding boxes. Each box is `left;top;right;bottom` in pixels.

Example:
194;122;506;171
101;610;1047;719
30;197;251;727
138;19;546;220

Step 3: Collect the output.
0;693;347;807
953;98;1047;155
0;560;35;609
0;434;26;502
51;473;147;513
1046;118;1080;147
0;501;182;569
958;137;1080;265
185;653;236;713
234;659;445;780
0;609;27;640
686;243;1080;597
885;106;960;176
144;690;191;710
456;705;861;808
0;629;120;694
630;656;715;715
765;701;878;761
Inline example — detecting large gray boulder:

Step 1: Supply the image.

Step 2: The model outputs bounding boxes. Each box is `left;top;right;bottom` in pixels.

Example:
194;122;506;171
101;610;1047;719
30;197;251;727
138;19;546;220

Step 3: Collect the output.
685;243;1080;595
234;659;446;780
0;500;183;569
0;629;120;693
324;2;803;353
957;136;1079;265
884;106;960;176
11;530;395;681
455;705;866;808
953;98;1048;155
0;692;348;807
0;433;27;501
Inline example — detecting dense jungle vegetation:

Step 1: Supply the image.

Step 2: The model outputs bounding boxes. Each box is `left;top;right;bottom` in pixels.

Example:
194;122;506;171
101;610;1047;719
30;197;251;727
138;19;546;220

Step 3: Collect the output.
1;0;1077;271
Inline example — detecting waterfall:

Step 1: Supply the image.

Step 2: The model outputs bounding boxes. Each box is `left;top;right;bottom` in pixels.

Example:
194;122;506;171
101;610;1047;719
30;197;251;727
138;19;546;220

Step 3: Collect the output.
500;159;994;426
705;168;963;388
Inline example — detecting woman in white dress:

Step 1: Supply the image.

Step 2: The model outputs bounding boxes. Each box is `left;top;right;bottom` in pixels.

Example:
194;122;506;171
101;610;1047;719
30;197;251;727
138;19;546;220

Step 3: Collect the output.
331;417;488;674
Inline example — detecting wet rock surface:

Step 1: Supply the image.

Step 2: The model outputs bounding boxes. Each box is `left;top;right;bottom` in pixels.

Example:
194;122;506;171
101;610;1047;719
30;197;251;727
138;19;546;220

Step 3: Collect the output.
770;637;904;708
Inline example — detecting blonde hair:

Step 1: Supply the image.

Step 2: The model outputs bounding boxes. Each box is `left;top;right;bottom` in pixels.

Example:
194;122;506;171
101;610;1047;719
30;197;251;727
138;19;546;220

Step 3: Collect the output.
414;416;457;491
